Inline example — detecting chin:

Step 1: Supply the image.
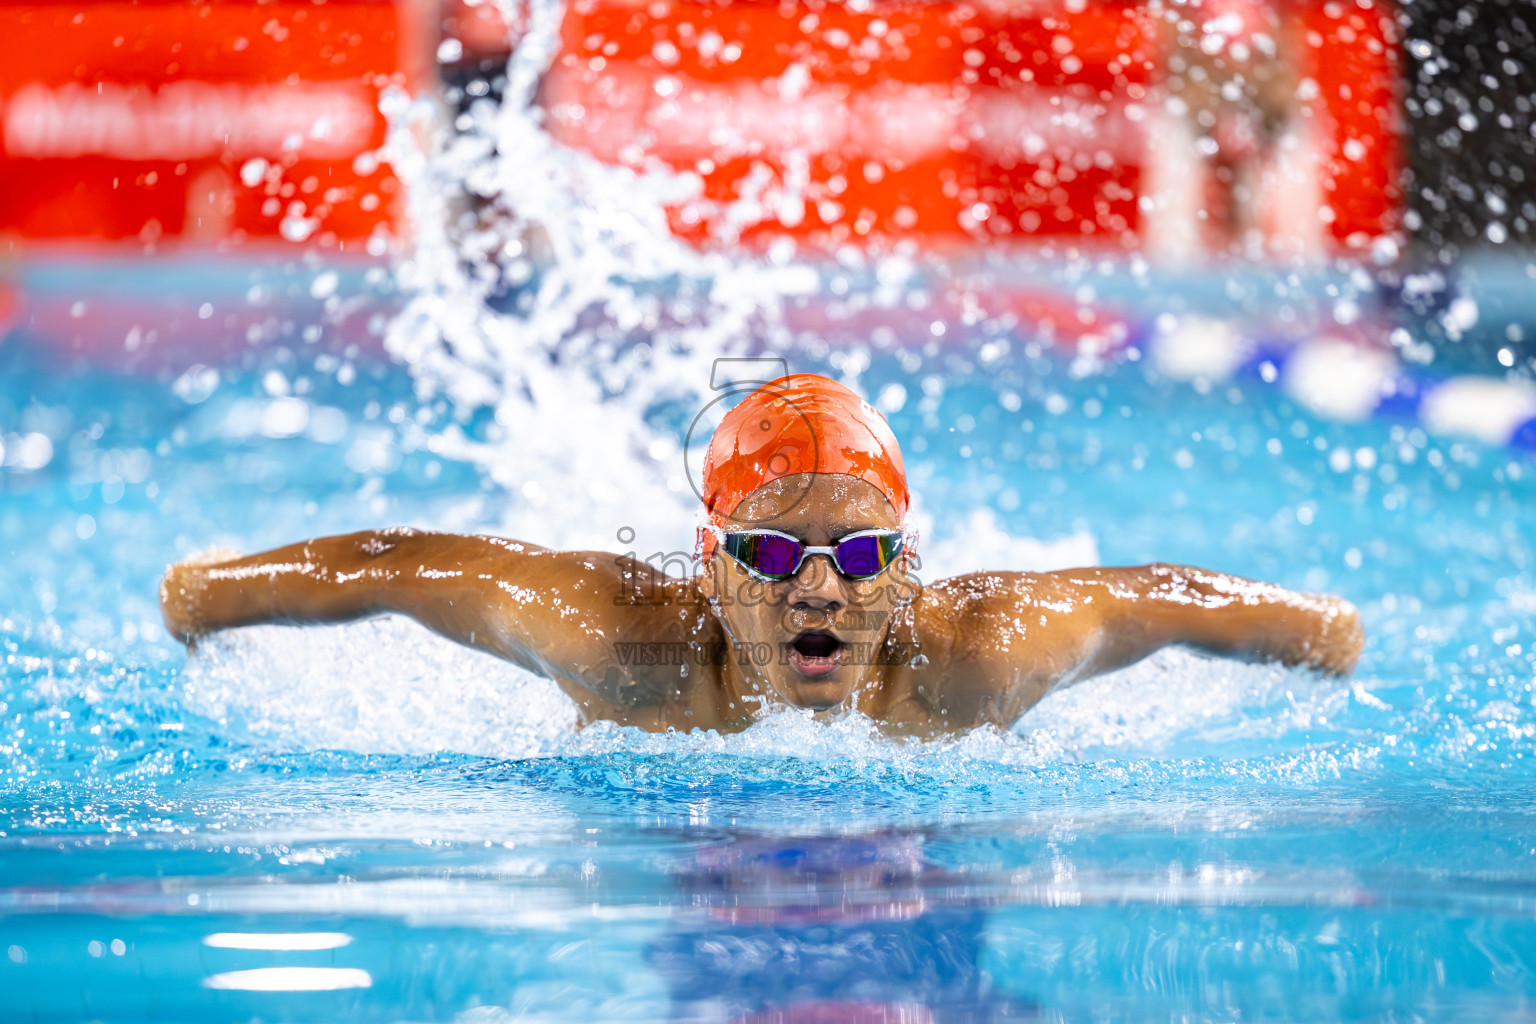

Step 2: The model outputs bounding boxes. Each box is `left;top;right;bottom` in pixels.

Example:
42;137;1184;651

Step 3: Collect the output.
786;680;851;712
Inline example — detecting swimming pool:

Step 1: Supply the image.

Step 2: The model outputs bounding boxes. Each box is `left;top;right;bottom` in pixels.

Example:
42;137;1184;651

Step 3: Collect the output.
4;252;1535;1022
4;7;1536;1011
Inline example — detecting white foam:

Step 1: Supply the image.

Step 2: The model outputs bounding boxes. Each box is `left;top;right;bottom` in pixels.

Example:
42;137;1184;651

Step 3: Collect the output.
1018;647;1297;760
178;609;1316;768
379;0;807;557
180;617;575;758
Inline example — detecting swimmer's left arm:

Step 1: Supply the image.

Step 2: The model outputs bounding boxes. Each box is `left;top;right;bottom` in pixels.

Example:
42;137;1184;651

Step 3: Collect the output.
933;564;1364;728
1075;563;1364;678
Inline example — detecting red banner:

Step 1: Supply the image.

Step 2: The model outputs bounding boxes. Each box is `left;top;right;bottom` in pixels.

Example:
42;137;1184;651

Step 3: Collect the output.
544;0;1402;255
0;0;416;249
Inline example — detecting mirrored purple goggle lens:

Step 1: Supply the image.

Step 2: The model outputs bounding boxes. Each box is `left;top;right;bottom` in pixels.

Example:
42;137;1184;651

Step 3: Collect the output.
833;533;902;579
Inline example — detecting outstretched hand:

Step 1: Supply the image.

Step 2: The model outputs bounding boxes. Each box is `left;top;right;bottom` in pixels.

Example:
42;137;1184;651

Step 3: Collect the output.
1268;594;1364;677
159;547;243;644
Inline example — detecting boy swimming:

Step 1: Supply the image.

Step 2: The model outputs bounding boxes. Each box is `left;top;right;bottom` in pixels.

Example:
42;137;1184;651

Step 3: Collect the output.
160;374;1363;736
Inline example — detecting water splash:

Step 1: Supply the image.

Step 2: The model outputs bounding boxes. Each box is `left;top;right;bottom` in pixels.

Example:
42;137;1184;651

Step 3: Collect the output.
379;0;821;555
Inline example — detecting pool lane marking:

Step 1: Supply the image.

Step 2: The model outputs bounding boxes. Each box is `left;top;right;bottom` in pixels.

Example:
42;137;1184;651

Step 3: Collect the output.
1148;318;1536;452
202;966;372;991
202;932;353;950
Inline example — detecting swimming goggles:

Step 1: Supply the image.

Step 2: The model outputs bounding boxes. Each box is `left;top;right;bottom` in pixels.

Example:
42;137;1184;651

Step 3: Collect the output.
710;526;906;582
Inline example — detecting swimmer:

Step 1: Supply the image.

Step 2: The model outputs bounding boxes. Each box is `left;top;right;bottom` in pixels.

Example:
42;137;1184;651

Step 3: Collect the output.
159;374;1364;736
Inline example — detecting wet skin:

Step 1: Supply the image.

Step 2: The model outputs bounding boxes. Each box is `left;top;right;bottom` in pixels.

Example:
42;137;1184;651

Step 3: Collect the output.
160;474;1365;736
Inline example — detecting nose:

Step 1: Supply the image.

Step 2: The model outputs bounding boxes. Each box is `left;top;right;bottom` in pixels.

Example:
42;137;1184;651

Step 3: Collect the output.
789;554;847;614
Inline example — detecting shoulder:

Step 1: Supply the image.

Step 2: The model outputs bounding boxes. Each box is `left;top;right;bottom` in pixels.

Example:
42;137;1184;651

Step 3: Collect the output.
881;569;1116;730
548;564;723;722
910;571;1069;630
463;544;698;610
874;572;1042;723
471;544;713;663
907;571;1069;664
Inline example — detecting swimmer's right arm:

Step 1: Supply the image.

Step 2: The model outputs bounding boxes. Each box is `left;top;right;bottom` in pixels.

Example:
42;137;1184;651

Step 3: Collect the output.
158;528;668;690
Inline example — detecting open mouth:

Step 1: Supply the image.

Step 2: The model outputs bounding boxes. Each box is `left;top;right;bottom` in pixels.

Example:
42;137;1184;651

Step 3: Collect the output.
788;630;844;678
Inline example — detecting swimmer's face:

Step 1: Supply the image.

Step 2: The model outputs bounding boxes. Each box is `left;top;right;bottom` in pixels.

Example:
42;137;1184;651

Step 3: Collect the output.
702;473;912;714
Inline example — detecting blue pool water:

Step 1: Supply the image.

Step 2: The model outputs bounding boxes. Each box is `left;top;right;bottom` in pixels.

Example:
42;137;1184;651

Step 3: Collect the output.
3;283;1536;1023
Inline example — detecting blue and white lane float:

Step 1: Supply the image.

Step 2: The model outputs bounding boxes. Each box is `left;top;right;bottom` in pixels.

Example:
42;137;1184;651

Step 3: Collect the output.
1148;316;1536;453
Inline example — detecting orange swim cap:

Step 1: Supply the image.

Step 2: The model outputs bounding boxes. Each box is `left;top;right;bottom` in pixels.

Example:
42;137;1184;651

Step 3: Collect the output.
699;374;908;557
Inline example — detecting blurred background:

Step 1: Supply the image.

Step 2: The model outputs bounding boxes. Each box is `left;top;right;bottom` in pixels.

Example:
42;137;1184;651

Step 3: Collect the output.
7;0;1536;569
2;0;1535;556
0;0;1532;406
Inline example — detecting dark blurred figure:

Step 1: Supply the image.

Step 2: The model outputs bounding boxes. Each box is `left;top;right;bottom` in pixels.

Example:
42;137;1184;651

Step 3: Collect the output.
1399;0;1536;261
1397;0;1536;366
1146;0;1320;261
